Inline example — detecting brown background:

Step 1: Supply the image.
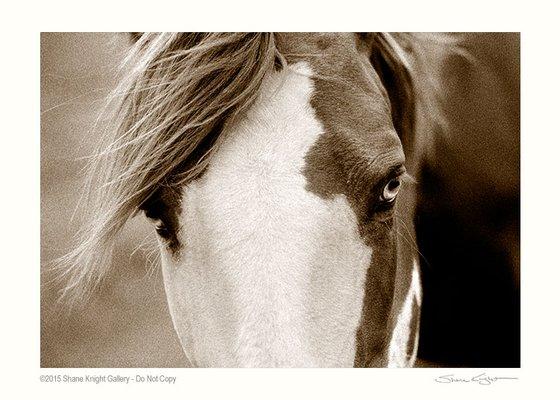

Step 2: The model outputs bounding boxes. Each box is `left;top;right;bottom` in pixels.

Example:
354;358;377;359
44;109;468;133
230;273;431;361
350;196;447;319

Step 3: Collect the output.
41;33;186;367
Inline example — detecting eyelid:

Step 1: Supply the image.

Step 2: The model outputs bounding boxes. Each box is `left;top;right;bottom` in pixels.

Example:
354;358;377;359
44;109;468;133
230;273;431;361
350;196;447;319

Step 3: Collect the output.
386;164;407;181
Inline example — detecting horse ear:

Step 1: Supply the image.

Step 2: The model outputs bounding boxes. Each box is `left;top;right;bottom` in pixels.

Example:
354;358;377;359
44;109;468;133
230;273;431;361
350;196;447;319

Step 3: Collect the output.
359;33;416;155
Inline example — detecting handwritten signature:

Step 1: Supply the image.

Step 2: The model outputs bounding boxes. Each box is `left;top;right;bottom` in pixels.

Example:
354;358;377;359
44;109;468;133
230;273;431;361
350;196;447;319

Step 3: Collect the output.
435;373;518;385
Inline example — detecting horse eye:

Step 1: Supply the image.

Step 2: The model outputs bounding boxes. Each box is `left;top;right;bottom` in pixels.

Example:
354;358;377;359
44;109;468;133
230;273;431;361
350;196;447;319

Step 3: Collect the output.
379;178;401;203
152;219;170;237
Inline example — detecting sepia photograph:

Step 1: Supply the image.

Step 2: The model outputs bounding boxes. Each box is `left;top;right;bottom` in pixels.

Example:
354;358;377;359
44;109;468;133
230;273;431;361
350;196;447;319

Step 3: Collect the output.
40;32;519;369
4;0;560;396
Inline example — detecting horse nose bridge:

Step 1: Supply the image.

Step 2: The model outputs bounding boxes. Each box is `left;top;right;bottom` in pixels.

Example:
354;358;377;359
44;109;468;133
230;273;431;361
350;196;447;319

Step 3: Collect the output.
232;338;316;368
225;271;317;367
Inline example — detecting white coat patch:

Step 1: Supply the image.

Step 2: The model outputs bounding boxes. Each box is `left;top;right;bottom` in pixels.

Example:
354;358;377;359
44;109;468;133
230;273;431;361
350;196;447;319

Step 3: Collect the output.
387;258;422;367
159;62;374;367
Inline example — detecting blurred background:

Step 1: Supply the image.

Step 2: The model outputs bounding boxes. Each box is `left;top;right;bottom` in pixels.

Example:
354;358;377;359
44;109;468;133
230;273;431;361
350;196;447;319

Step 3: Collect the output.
416;33;520;367
40;33;519;367
41;33;186;367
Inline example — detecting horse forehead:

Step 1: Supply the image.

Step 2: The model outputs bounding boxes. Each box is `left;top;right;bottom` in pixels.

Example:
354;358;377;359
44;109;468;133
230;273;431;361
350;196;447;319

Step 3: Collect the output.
278;33;371;80
277;32;355;55
278;32;397;141
282;34;404;197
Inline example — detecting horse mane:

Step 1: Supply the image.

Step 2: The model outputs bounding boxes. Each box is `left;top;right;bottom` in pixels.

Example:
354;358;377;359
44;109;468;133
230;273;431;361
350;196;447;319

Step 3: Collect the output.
56;33;282;305
55;32;462;307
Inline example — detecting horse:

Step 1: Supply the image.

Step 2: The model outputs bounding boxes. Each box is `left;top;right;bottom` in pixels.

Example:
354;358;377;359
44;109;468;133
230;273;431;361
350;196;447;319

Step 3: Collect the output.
57;33;455;367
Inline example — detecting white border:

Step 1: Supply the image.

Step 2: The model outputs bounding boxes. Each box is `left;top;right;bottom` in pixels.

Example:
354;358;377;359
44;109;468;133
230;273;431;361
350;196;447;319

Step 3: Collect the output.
2;0;560;398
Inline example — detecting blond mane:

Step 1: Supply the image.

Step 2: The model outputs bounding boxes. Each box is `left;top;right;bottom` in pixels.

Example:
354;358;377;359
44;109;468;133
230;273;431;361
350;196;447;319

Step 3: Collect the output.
56;33;282;305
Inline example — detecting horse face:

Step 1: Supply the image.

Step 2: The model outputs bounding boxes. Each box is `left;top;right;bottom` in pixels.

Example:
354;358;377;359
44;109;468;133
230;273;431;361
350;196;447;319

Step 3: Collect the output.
145;33;420;367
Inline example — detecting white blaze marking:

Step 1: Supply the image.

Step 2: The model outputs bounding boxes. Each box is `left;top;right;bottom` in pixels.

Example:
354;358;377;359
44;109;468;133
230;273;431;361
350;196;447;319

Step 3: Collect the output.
387;258;422;367
160;62;373;367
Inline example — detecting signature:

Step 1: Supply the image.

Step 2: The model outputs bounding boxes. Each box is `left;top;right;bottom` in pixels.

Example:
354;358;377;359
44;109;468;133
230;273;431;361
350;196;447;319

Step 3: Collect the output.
435;373;518;385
